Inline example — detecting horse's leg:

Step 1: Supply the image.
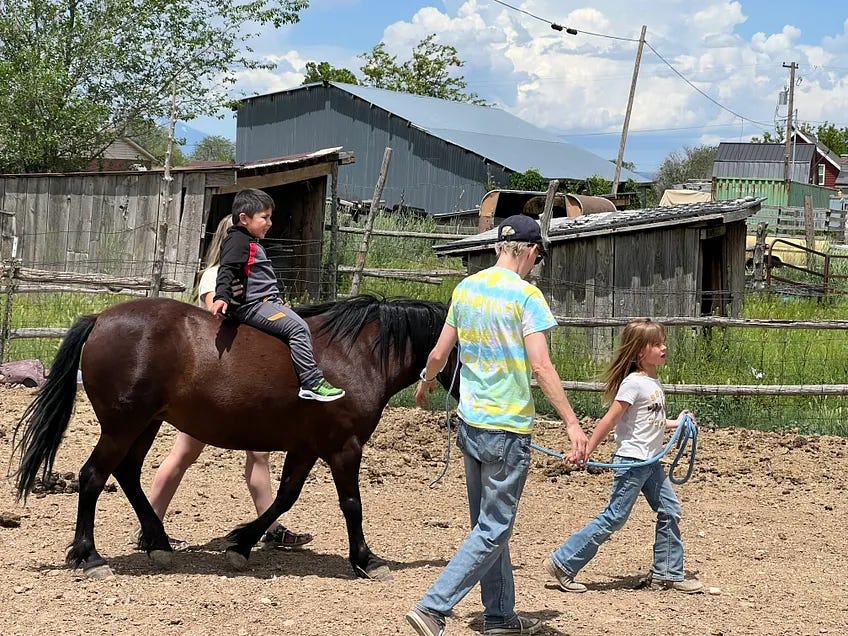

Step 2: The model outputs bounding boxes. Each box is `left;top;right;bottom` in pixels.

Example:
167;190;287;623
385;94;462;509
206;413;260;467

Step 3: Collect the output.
67;434;137;579
328;440;391;581
225;451;317;569
110;421;174;567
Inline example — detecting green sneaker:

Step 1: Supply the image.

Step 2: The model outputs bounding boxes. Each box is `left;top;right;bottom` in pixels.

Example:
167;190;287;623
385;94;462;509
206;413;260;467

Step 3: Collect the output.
298;378;345;402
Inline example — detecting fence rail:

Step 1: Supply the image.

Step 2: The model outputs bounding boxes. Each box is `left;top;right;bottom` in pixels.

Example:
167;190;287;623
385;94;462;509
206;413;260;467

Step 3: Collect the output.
747;204;846;237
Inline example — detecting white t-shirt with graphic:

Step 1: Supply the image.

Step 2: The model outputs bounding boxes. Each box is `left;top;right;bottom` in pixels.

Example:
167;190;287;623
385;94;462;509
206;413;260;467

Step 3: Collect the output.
613;372;666;460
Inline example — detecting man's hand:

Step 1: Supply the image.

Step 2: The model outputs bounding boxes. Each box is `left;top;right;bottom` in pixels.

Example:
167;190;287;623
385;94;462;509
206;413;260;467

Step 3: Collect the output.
210;299;228;318
414;379;436;408
565;420;589;465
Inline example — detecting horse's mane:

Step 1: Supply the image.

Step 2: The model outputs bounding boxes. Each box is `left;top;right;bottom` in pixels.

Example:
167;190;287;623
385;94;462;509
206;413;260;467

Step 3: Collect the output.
296;295;448;369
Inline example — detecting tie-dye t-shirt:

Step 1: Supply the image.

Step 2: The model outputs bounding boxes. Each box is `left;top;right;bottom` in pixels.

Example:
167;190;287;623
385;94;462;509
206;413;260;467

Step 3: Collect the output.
446;266;557;434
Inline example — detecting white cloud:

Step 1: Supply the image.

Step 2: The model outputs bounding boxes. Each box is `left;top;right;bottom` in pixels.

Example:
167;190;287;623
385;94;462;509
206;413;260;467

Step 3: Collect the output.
225;0;848;166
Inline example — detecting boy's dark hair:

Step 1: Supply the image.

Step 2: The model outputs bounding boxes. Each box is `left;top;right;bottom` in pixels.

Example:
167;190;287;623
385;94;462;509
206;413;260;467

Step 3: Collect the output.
231;188;274;224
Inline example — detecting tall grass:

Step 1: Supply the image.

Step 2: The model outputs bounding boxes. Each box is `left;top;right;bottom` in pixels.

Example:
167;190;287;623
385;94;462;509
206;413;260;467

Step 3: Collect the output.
327;212;465;303
1;291;139;362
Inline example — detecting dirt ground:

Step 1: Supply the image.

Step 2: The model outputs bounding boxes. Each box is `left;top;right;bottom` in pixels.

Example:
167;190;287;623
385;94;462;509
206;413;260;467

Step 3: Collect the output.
1;385;846;636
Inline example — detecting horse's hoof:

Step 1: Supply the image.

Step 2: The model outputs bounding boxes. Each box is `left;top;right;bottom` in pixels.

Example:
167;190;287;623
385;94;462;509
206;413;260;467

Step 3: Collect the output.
355;564;393;581
225;549;248;570
84;564;114;580
149;549;173;568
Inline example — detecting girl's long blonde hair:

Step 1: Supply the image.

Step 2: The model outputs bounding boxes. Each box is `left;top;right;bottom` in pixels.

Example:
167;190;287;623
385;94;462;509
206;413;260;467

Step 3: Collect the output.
602;318;666;403
191;216;233;303
203;215;233;269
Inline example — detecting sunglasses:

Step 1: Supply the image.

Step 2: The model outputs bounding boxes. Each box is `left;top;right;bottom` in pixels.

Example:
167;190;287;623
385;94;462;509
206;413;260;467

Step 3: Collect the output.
534;244;546;265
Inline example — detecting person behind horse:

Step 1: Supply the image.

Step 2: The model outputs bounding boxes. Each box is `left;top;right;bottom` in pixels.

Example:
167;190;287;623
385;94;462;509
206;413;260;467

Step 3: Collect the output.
210;188;344;402
544;318;704;594
142;215;313;550
406;215;589;636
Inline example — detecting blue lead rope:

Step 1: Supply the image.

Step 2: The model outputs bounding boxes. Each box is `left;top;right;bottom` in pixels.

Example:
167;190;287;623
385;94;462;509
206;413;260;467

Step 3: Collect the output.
530;413;699;485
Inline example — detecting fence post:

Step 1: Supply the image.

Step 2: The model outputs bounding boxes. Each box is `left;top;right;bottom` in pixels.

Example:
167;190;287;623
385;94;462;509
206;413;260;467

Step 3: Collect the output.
753;222;767;291
351;147;392;296
328;162;339;300
539;180;559;250
804;195;815;271
150;222;168;298
1;258;20;362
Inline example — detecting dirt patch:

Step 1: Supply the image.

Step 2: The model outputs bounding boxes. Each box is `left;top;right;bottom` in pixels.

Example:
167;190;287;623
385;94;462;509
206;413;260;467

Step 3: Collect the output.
1;385;846;635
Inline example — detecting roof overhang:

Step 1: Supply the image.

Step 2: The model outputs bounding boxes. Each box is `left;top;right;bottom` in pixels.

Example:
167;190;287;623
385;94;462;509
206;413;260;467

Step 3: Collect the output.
434;197;764;257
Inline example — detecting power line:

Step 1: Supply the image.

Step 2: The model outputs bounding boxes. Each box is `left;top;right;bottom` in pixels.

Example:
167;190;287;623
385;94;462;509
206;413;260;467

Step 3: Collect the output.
643;42;773;128
488;0;776;129
490;0;638;41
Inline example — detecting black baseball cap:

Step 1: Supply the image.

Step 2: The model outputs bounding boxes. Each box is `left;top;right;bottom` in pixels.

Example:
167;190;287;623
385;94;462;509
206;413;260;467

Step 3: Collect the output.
497;215;545;253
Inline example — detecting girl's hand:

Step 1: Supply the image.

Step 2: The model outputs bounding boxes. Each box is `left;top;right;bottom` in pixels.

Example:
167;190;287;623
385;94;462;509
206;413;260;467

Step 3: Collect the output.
210;299;228;318
667;409;696;432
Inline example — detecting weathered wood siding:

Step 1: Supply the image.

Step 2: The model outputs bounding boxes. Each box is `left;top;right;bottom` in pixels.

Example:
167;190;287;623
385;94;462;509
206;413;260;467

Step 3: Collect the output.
0;171;228;289
464;220;748;320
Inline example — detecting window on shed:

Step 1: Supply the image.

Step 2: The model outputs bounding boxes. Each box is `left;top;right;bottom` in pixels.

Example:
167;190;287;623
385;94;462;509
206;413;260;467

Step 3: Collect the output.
817;163;826;185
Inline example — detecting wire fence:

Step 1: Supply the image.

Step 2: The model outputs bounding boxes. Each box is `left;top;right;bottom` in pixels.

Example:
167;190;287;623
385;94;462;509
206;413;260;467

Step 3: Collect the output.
2;216;848;435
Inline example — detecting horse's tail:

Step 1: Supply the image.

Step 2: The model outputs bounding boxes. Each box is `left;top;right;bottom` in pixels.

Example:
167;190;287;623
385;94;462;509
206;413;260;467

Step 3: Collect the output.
12;314;98;501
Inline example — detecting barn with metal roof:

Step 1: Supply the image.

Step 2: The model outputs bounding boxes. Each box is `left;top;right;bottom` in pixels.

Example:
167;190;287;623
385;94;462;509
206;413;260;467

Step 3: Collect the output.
235;82;647;215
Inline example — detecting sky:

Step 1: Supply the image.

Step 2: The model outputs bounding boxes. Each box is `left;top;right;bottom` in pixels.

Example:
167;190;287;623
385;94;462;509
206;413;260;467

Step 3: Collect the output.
190;0;848;177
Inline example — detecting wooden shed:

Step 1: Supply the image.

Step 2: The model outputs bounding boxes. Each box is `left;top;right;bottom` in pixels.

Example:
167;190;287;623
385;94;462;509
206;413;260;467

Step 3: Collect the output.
434;198;764;318
0;147;353;298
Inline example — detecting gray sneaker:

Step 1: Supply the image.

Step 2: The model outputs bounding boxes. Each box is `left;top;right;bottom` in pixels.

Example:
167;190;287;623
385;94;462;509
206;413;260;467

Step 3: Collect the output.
544;557;587;593
405;607;446;636
647;574;705;594
484;614;543;635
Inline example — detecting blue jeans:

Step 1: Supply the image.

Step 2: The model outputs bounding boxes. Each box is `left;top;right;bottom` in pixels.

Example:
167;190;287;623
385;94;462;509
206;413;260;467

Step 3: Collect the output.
551;457;684;581
418;421;531;624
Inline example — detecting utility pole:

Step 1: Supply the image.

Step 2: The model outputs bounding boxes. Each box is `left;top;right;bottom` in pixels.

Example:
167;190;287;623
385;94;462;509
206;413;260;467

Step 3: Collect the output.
611;24;647;197
782;61;797;183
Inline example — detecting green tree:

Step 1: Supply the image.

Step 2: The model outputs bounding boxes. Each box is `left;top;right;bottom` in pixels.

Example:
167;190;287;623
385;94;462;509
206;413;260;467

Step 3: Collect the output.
810;121;848;155
653;145;717;199
0;0;307;172
191;135;236;162
755;121;848;154
359;34;485;104
302;61;358;85
508;168;546;191
751;124;785;144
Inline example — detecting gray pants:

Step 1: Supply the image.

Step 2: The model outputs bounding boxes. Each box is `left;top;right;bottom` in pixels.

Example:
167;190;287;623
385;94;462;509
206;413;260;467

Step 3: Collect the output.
232;297;322;387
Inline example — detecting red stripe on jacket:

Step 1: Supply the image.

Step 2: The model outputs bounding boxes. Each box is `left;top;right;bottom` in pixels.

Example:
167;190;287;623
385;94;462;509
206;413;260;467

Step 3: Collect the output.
244;242;257;277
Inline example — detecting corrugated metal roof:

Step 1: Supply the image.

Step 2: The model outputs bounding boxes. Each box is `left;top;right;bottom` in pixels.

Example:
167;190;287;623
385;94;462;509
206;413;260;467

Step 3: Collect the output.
712;161;810;181
714;142;815;163
434;197;764;256
246;82;646;183
713;142;815;180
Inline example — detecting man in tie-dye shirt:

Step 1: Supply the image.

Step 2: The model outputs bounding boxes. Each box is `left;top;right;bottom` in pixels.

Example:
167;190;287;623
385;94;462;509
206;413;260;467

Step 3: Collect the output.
406;215;589;636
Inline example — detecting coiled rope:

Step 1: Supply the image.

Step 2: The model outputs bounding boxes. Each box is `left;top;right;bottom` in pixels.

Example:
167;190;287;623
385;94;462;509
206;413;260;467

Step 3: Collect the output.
530;413;699;485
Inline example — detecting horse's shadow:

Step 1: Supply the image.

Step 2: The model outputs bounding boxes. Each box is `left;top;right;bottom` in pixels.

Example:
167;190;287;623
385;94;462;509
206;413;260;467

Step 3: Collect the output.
29;539;450;580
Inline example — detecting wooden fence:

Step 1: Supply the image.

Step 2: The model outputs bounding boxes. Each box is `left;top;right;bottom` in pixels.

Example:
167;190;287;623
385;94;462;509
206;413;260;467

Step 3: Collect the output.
0;259;185;359
746;204;846;238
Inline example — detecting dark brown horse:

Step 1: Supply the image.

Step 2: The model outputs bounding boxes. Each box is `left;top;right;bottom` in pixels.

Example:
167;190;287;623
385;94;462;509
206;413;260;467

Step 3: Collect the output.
13;295;453;580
